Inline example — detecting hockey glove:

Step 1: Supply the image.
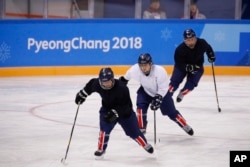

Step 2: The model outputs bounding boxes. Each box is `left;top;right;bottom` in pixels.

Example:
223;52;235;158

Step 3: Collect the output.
119;76;129;85
186;64;200;74
104;109;119;123
150;94;163;111
75;90;88;105
208;56;216;63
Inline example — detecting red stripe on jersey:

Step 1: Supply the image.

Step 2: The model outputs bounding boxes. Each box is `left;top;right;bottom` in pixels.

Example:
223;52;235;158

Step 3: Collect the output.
135;136;147;147
176;114;187;127
98;131;105;150
137;108;144;128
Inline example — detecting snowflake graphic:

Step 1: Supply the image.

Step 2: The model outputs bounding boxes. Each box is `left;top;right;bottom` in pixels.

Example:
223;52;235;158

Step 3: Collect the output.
214;31;225;43
161;27;172;41
0;42;11;63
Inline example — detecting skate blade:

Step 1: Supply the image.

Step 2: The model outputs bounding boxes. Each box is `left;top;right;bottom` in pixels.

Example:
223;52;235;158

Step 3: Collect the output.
95;155;104;160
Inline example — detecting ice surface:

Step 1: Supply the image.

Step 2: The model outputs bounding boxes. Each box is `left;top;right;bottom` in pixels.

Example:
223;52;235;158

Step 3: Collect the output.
0;75;249;167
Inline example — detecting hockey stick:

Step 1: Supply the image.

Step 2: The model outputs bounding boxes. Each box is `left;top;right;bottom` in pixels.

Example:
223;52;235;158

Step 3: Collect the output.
211;63;221;112
153;109;157;145
61;103;80;164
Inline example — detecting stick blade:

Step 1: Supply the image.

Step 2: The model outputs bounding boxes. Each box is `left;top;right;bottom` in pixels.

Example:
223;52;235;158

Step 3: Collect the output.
218;107;221;112
61;158;68;165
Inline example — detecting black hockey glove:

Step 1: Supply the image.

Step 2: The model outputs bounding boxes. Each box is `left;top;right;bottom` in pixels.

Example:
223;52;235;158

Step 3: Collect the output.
208;56;216;63
104;109;119;123
119;76;129;85
150;94;163;111
186;64;200;74
75;90;88;105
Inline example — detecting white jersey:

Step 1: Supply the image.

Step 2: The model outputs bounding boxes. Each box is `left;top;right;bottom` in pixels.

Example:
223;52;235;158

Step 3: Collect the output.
124;64;169;97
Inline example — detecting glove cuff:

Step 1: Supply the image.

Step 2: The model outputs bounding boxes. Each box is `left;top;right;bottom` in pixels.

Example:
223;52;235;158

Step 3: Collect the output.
79;89;88;99
155;94;163;99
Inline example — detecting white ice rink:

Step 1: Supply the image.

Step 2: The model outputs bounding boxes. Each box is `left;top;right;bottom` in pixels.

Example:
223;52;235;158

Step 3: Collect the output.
0;75;249;167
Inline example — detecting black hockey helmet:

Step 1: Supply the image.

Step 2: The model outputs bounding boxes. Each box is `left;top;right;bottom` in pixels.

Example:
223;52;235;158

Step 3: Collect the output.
138;53;153;64
183;29;196;39
99;67;115;89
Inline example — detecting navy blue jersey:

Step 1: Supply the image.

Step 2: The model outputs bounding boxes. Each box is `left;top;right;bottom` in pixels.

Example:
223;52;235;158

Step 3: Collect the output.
174;38;215;72
83;78;133;118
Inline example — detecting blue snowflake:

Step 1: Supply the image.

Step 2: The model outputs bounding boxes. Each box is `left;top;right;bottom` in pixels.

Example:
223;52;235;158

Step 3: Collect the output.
214;31;225;43
0;42;11;63
161;27;172;41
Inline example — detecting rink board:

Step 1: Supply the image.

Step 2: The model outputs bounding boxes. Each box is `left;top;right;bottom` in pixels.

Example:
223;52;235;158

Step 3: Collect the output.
0;19;249;76
0;66;249;77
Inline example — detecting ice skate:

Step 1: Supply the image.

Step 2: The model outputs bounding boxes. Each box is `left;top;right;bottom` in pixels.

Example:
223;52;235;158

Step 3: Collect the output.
176;114;194;136
182;124;194;136
94;150;105;159
176;91;184;102
144;144;154;154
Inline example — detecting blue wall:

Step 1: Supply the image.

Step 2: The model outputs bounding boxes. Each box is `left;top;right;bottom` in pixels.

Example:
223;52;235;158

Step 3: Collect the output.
0;19;250;67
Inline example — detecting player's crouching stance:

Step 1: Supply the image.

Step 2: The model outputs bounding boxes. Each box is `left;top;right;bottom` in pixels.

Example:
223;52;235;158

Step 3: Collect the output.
120;53;194;136
75;67;154;159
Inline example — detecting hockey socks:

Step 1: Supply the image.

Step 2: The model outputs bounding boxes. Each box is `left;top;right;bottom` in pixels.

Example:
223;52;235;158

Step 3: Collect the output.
94;130;108;159
137;108;147;134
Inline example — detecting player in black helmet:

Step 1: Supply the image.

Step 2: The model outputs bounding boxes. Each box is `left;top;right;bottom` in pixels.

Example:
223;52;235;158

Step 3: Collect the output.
168;29;216;102
75;67;154;159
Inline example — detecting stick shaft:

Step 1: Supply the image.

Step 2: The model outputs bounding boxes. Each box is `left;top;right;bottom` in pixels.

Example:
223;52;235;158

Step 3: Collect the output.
211;63;221;112
63;104;80;160
153;110;156;145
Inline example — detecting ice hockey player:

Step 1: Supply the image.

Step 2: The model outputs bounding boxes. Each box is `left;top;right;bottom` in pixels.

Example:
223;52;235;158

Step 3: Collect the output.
168;28;216;102
75;67;154;159
119;53;194;136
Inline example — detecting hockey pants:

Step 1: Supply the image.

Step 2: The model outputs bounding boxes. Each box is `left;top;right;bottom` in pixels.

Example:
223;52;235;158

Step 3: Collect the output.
136;86;188;129
98;108;148;151
168;66;204;96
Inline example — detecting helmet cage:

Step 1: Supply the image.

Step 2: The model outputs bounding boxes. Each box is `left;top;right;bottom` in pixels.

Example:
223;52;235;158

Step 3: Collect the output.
183;29;196;39
99;68;115;90
138;53;153;65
